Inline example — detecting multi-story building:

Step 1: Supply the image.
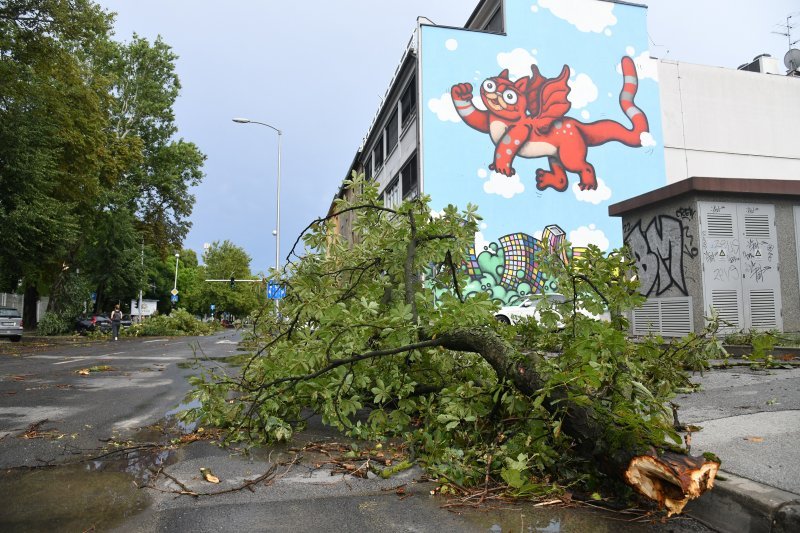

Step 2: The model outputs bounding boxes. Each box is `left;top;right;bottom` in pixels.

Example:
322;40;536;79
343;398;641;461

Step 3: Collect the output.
330;0;800;335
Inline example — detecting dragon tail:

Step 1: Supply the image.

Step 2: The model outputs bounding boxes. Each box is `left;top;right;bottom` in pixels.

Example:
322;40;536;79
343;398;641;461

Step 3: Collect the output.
580;56;649;148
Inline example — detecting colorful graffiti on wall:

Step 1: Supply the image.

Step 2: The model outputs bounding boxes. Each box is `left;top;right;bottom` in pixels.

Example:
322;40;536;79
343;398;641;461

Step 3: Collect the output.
420;0;666;299
460;224;585;305
450;56;649;192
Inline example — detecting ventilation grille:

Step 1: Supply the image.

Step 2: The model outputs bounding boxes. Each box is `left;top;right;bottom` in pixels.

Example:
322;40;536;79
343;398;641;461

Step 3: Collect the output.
749;290;777;329
711;290;741;328
706;213;734;238
744;215;771;238
632;297;693;337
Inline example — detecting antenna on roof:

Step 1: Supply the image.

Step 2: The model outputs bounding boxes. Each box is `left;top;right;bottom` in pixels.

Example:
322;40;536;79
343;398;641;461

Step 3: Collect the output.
772;14;799;49
784;48;800;75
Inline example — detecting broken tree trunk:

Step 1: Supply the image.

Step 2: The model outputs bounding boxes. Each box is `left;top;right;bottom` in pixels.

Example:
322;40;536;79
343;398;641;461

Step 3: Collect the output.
437;328;719;515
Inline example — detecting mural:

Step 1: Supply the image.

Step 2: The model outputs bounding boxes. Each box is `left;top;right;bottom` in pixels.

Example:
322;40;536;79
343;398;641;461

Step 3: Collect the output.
624;210;698;297
459;224;585;305
450;56;649;192
420;0;666;303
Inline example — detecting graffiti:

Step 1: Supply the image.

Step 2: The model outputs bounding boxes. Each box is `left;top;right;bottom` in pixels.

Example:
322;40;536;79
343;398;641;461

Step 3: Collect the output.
713;265;740;282
450;56;649;193
626;215;696;296
703;239;741;263
675;206;696;220
455;224;585;306
744;261;772;283
743;239;774;263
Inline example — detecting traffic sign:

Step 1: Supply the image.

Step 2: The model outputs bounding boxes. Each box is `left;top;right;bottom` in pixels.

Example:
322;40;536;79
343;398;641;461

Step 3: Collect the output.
210;304;216;311
267;282;286;300
170;288;179;296
171;294;178;303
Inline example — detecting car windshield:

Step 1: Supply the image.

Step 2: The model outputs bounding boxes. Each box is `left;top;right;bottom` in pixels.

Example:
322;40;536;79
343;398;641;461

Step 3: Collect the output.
0;308;21;318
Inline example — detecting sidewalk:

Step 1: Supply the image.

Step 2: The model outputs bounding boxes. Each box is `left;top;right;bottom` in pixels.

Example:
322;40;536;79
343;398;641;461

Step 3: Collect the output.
675;362;800;532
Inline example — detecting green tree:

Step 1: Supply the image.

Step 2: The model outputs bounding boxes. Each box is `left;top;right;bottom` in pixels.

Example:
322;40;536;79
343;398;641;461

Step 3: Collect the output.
188;175;721;515
195;240;261;318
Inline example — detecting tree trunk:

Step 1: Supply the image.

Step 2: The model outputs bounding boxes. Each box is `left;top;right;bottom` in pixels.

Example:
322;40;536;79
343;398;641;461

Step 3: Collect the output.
437;328;719;515
23;284;38;329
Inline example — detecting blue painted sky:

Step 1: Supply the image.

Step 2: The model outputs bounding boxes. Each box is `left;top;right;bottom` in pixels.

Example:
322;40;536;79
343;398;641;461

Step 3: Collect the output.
96;0;798;273
421;0;664;252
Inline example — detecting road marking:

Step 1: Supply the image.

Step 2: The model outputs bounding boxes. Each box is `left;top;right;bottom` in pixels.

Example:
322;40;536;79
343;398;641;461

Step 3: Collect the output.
216;340;238;345
53;357;88;365
143;339;167;343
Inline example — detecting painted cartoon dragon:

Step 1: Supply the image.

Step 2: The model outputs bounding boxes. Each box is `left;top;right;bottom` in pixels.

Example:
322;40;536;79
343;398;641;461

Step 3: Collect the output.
450;56;649;192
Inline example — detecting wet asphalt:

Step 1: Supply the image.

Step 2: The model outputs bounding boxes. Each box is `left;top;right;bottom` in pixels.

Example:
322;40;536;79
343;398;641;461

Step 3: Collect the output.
0;333;717;532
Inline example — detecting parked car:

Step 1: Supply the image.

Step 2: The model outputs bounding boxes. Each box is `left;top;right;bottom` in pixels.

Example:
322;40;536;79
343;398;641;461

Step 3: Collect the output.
0;307;23;342
494;294;567;325
494;294;610;326
75;315;112;334
120;314;133;328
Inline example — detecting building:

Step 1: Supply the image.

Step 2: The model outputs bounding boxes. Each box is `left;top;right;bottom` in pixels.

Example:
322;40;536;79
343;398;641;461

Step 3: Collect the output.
330;0;800;332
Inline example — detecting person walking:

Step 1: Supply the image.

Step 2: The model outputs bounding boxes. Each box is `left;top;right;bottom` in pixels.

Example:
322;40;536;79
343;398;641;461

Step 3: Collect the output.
111;304;122;341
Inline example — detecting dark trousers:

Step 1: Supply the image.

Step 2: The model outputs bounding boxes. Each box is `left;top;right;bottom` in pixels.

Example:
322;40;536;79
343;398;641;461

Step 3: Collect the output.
112;321;120;338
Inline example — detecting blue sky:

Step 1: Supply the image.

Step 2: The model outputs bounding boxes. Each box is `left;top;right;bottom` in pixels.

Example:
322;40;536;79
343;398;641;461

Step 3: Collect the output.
96;0;798;273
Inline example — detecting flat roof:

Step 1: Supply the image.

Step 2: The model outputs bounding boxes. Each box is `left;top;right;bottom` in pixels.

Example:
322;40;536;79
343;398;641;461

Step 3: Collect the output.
608;177;800;216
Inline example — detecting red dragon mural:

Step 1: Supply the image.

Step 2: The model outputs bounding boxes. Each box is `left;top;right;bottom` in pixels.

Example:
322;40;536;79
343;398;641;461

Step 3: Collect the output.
450;56;649;192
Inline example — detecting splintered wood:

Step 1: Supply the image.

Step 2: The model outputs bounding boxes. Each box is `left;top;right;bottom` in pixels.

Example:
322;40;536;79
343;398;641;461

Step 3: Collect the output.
624;451;720;516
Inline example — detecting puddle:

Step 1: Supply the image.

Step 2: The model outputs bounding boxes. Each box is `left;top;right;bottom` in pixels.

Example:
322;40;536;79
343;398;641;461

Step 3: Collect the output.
164;398;202;433
0;464;150;532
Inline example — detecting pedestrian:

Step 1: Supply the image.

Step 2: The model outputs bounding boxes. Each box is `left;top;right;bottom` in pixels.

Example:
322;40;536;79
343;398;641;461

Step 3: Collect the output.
111;304;122;341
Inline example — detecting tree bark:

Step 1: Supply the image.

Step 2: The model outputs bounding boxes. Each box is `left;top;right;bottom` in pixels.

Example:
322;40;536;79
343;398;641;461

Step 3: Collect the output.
437;328;719;515
23;284;38;329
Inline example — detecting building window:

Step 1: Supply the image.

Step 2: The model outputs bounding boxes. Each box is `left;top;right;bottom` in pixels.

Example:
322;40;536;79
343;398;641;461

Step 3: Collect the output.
400;77;416;129
401;154;418;199
373;134;384;170
383;178;401;209
484;6;503;33
363;156;372;181
386;110;399;155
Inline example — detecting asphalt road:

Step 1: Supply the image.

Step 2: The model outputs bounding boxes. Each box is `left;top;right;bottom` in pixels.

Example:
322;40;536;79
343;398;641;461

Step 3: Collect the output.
0;331;241;468
0;333;716;532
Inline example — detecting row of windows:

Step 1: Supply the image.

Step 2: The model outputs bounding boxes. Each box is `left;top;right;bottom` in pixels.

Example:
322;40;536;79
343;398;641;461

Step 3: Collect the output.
382;153;418;208
364;76;416;181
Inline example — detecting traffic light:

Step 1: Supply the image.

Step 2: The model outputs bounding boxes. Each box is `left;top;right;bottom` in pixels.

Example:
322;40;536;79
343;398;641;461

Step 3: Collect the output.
229;276;235;288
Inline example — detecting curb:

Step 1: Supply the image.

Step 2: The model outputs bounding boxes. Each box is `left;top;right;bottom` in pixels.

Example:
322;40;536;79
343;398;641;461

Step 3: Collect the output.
686;470;800;533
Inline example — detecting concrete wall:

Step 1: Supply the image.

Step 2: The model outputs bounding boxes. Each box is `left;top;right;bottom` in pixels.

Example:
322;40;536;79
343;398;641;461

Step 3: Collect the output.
621;193;800;333
659;61;800;184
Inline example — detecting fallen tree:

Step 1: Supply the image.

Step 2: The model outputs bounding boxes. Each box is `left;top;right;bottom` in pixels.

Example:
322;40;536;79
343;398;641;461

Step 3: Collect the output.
187;174;719;514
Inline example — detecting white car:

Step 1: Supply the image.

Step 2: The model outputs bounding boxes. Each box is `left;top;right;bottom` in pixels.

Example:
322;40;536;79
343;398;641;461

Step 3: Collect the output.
494;294;610;325
494;294;566;325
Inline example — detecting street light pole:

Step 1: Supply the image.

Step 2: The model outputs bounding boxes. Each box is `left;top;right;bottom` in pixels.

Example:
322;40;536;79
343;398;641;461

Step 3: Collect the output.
232;117;282;313
173;252;180;292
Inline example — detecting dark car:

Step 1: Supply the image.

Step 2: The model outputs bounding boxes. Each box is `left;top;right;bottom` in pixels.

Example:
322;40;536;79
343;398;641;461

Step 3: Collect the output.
75;315;112;334
0;307;23;342
120;314;133;328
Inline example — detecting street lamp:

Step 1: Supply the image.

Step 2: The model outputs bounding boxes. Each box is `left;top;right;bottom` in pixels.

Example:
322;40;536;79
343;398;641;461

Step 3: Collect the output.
232;117;282;275
173;252;180;293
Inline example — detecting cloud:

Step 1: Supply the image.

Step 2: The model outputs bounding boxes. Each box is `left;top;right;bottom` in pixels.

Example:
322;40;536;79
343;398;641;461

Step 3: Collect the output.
640;132;657;147
477;168;488;179
580;109;590;120
497;48;538;80
483;171;525;199
617;51;659;81
567;73;598;109
474;231;494;253
569;224;609;251
572;178;612;204
445;39;458;51
538;0;617;33
428;93;460;123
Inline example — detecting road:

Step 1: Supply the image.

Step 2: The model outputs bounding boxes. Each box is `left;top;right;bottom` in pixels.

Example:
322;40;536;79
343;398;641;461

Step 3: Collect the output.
0;333;715;532
0;331;241;468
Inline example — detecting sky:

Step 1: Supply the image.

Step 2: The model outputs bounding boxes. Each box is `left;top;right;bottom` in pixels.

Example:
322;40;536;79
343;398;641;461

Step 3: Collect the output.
96;0;799;275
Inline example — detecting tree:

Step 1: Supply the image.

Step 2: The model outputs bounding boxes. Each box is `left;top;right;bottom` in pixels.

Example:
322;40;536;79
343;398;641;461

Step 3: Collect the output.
188;175;720;515
194;240;261;318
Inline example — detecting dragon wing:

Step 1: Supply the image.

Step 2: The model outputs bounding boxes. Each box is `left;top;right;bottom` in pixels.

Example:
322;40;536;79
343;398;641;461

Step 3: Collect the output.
530;65;571;128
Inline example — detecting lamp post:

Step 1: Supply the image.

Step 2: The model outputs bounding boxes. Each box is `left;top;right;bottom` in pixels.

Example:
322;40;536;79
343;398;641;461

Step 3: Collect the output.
173;252;180;300
232;117;282;275
232;117;282;313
